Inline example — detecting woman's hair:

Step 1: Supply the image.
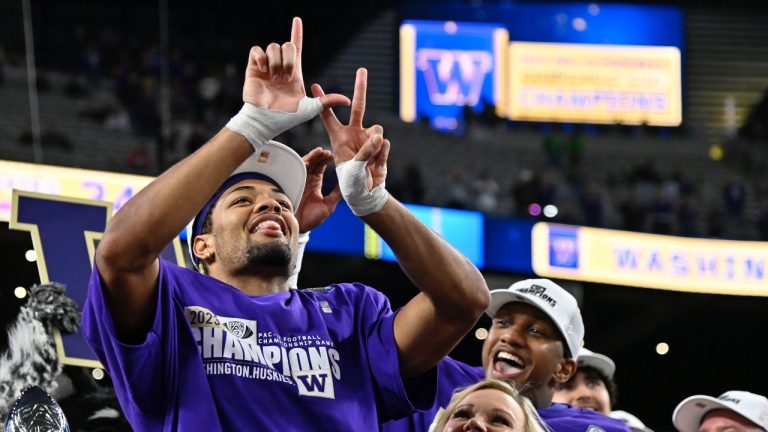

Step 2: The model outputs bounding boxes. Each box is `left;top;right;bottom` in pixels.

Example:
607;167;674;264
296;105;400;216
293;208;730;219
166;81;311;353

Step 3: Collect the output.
432;379;549;431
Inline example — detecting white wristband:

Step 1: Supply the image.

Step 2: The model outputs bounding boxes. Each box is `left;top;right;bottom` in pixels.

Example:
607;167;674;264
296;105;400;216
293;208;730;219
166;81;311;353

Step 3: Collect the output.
288;231;309;288
336;160;389;216
226;97;323;151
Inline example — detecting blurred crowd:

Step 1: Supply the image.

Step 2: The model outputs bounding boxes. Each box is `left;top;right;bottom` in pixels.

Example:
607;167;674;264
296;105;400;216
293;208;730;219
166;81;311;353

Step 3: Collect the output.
386;120;768;242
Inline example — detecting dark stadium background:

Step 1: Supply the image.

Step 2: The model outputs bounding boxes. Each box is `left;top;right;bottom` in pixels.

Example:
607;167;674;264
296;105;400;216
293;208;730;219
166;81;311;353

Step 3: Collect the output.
1;0;767;430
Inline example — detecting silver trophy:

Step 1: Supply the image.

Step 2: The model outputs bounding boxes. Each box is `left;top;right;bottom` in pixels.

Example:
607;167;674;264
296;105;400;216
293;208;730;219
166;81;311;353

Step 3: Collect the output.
4;385;69;432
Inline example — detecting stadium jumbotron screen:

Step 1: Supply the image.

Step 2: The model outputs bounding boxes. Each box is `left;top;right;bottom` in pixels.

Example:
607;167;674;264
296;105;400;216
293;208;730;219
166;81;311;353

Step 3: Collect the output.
400;20;508;132
507;42;681;126
399;3;684;128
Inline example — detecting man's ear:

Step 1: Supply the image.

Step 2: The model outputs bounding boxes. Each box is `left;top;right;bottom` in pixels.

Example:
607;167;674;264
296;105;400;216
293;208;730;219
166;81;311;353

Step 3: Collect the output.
553;357;577;384
192;235;212;260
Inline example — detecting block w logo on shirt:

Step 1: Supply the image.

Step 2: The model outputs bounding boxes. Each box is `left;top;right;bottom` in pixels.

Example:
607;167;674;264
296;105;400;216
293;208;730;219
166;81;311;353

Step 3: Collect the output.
293;369;335;399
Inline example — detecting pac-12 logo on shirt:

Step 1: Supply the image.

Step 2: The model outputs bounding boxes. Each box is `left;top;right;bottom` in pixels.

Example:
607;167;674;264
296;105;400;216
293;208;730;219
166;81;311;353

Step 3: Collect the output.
221;319;255;340
587;426;607;432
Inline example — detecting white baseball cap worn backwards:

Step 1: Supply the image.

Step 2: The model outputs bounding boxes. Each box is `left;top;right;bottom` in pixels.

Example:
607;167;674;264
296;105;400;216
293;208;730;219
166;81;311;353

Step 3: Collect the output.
577;348;616;379
610;410;654;432
673;390;768;432
486;278;584;359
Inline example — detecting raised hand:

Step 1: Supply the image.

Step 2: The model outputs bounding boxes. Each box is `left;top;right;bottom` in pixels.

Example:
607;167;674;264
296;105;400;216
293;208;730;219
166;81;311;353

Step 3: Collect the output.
295;147;342;232
242;17;349;113
312;68;390;191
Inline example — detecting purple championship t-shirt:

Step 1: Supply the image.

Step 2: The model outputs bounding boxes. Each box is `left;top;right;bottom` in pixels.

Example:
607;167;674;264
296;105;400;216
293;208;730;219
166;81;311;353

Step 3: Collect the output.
538;404;634;432
380;357;632;432
381;357;482;432
82;258;435;431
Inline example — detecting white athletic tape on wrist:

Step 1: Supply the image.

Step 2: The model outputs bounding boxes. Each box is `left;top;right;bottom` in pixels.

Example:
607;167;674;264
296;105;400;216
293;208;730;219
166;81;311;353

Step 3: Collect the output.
287;231;310;288
226;97;323;151
336;160;389;216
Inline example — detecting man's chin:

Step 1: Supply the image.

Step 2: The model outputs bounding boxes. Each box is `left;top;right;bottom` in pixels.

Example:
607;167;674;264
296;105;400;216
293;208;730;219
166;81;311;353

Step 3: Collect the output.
246;241;293;269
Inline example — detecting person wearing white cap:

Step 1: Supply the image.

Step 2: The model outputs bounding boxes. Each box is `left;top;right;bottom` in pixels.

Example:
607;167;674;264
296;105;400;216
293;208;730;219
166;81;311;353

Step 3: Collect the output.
553;348;618;414
553;348;654;431
673;391;768;432
610;410;654;432
80;17;490;431
382;278;632;432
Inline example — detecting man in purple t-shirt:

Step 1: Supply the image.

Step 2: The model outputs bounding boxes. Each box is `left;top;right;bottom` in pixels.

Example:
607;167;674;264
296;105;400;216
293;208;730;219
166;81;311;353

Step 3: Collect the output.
82;17;489;431
381;279;631;432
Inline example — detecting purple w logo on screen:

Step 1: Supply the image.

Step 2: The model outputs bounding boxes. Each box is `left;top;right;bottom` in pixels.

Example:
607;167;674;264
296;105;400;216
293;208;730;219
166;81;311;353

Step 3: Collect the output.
416;49;493;106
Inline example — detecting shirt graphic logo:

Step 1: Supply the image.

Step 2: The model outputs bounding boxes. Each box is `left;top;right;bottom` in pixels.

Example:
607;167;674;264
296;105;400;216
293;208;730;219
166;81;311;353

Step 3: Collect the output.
224;320;254;339
185;306;258;345
587;427;606;432
417;48;493;106
218;317;257;345
293;368;335;399
319;301;332;314
187;306;342;399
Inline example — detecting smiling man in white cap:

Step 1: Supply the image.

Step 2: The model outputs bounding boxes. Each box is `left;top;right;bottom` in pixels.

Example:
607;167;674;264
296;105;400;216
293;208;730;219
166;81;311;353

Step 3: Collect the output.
482;279;584;409
81;17;489;431
382;278;632;432
673;391;768;432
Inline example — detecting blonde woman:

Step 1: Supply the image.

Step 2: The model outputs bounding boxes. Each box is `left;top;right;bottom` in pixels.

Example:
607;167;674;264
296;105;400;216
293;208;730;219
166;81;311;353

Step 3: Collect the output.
433;379;548;432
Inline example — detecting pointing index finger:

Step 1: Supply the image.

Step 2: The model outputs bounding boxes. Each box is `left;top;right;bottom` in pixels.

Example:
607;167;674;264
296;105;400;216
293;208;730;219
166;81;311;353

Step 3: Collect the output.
291;17;303;69
349;68;368;127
